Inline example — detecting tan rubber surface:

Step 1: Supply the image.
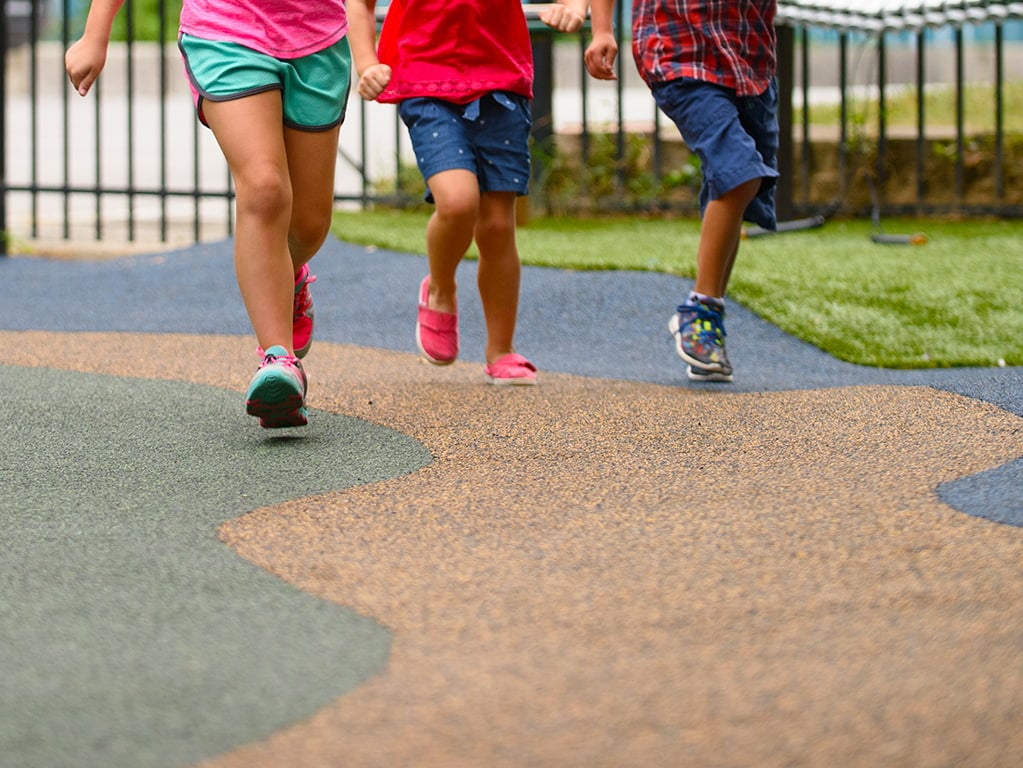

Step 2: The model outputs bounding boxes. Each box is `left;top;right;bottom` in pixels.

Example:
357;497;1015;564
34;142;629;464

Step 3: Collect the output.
7;330;1023;767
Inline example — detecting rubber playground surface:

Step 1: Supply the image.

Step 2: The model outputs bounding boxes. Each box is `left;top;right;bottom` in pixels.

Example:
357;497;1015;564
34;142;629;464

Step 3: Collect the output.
2;236;1022;767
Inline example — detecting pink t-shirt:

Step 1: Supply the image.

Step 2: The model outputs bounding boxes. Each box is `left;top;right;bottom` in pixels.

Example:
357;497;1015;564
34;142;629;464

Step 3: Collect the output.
375;0;533;104
179;0;348;59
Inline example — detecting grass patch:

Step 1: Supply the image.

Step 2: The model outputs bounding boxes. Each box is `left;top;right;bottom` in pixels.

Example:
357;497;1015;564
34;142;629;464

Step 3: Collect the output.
332;209;1022;369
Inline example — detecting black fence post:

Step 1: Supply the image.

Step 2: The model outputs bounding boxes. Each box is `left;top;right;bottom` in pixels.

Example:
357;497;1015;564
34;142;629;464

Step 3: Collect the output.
525;1;555;222
530;28;554;153
775;22;795;222
0;3;7;256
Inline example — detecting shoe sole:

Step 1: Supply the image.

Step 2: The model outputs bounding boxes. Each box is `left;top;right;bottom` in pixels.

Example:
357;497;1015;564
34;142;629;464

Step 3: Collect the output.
668;313;729;374
487;376;537;386
254;407;309;429
246;374;308;428
686;365;734;383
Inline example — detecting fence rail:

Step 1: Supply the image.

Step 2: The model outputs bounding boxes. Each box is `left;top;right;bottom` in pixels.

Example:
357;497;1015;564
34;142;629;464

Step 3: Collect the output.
2;1;1021;255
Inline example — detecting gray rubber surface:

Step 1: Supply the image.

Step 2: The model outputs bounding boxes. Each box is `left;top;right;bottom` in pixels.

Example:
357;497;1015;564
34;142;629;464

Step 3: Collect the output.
0;364;429;767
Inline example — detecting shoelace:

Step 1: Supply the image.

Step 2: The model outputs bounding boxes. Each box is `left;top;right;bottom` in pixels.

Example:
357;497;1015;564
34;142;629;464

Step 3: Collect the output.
260;350;307;390
253;344;303;367
294;273;316;319
263;350;300;366
676;302;727;344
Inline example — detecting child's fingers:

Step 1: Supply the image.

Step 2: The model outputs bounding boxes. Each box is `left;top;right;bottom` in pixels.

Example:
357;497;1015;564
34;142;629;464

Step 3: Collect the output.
67;67;96;96
584;44;618;80
357;64;391;100
537;5;584;33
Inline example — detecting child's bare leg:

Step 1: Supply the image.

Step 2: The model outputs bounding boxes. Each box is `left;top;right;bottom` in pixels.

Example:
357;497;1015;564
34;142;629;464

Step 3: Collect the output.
475;191;520;363
695;177;761;298
424;169;479;314
284;124;341;273
204;93;294;353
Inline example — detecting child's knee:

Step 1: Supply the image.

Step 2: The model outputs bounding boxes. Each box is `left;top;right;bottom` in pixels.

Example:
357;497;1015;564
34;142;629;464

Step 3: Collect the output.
288;216;330;256
237;168;292;221
474;214;514;247
434;190;479;222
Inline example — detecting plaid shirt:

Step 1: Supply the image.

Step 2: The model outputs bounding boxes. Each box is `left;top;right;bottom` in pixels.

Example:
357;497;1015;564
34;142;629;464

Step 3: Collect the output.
631;0;777;96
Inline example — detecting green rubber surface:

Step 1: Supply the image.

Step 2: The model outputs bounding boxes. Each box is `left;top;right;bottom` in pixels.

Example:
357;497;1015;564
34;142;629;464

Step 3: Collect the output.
0;365;431;768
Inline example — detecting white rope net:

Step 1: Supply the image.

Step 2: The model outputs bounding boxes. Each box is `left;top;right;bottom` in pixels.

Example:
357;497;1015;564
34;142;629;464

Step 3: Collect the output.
777;0;1023;33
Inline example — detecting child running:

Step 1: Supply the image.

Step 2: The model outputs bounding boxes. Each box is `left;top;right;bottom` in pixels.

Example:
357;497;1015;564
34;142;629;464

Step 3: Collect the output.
584;0;779;382
66;0;353;426
347;0;586;385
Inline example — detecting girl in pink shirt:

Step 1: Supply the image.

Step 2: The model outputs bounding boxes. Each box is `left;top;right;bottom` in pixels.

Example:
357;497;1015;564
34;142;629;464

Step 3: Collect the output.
348;0;585;385
67;0;353;428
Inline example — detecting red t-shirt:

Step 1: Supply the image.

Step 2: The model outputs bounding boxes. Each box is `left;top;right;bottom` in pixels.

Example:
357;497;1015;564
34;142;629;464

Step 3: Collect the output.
375;0;534;104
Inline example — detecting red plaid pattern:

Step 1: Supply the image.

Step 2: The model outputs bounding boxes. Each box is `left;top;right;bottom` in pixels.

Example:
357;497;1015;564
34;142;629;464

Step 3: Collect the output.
631;0;777;96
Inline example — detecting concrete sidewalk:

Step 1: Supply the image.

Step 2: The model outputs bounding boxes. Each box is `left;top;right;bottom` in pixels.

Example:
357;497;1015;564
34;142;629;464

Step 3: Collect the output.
1;237;1021;767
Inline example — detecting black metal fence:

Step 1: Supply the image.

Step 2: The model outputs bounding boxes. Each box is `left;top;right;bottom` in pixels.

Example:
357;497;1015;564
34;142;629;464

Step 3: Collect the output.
2;1;1021;255
777;1;1023;220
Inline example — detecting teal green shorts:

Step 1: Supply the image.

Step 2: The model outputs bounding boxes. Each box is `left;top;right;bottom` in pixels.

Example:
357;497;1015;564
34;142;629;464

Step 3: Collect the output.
178;34;352;131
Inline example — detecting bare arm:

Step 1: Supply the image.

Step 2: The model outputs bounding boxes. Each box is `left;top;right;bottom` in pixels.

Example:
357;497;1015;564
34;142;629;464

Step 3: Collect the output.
347;0;392;101
65;0;125;96
584;0;618;81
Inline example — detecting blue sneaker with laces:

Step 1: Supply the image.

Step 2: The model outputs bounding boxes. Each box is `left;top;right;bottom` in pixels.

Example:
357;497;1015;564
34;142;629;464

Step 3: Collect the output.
668;297;734;382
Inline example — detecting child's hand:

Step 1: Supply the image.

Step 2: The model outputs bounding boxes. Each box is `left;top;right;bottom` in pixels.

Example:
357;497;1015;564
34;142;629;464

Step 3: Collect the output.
539;3;585;33
357;63;392;101
584;32;618;80
65;38;108;96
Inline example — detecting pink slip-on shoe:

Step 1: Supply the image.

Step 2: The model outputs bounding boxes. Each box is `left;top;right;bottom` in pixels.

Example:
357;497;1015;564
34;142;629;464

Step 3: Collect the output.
484;353;538;386
293;264;316;359
416;276;458;365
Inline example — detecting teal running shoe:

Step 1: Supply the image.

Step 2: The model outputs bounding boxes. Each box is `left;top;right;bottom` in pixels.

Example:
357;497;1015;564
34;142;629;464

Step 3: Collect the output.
245;346;308;428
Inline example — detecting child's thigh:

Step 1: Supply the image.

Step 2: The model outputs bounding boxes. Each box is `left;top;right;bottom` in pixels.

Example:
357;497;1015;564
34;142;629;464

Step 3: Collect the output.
201;93;288;176
422;169;481;215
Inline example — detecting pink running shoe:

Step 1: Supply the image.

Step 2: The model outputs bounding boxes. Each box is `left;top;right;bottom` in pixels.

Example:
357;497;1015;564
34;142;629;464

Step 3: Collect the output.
293;264;317;359
416;276;458;365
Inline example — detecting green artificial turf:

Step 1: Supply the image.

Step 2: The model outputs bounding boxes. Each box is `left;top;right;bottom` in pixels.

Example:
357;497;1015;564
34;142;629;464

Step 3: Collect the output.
332;209;1022;369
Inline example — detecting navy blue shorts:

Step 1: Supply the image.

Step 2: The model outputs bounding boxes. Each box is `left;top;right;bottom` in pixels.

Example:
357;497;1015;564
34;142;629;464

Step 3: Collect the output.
652;78;779;230
399;92;532;203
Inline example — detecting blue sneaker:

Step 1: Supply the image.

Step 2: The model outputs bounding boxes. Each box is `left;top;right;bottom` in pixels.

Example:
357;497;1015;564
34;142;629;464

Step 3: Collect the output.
668;298;734;382
245;346;308;428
